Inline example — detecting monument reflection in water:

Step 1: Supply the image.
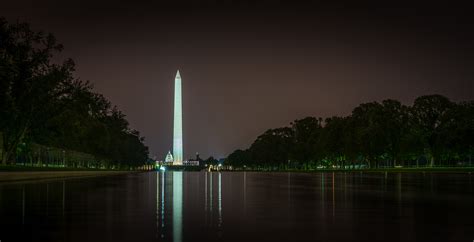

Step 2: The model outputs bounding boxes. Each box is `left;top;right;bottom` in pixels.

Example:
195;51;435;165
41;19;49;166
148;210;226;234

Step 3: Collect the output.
1;171;473;242
157;171;222;242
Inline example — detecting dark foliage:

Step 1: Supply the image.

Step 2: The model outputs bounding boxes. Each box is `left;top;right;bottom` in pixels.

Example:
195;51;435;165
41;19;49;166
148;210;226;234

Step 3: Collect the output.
0;18;148;168
226;96;474;169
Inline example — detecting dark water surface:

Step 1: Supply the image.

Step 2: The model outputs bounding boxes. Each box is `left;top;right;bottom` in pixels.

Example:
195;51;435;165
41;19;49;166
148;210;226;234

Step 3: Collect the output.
0;171;473;242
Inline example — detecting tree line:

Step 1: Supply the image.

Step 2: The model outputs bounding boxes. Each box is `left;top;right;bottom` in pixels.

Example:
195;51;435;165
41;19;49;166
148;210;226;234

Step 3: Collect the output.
0;18;149;169
226;95;473;170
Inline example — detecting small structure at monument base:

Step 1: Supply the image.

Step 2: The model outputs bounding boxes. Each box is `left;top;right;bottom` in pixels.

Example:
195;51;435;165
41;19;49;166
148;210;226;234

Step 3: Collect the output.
183;160;199;166
165;151;174;164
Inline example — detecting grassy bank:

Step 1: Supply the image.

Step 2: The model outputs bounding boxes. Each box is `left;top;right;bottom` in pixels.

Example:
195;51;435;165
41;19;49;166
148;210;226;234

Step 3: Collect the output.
0;165;143;172
0;165;141;183
226;167;474;174
0;170;136;183
350;167;474;173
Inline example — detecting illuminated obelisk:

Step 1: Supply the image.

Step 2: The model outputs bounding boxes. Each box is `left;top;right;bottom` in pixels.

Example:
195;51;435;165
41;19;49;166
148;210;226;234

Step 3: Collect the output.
173;70;183;165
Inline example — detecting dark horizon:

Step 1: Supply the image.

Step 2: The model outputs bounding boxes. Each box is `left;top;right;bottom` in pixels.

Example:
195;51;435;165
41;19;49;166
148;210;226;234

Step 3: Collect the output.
2;1;473;159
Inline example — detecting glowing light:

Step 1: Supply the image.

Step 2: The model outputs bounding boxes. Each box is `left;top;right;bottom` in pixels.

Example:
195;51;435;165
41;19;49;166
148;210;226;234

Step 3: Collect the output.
160;166;166;171
210;173;213;212
157;172;165;238
218;172;222;227
173;70;183;165
173;172;183;242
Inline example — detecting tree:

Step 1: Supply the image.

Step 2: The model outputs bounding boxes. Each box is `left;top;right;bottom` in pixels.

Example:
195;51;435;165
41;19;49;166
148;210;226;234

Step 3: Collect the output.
226;149;251;167
320;116;349;168
380;99;410;167
0;18;149;168
439;101;474;166
290;117;322;166
411;95;454;166
351;102;387;168
205;156;219;166
249;127;294;168
226;94;472;170
0;18;74;164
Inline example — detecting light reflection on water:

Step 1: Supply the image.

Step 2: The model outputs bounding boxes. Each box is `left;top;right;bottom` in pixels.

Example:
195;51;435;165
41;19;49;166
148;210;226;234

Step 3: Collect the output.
156;171;223;242
0;171;473;242
172;172;182;242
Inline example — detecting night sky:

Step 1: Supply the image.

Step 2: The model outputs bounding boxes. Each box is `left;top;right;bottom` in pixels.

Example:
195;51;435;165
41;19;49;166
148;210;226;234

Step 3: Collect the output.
2;1;473;160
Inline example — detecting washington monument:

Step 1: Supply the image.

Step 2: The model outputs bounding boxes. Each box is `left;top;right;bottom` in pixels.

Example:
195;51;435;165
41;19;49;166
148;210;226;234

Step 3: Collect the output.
173;70;183;165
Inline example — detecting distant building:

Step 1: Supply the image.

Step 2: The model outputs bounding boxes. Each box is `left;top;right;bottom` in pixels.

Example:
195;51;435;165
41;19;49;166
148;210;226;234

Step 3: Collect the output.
165;151;174;164
183;160;199;166
185;152;201;166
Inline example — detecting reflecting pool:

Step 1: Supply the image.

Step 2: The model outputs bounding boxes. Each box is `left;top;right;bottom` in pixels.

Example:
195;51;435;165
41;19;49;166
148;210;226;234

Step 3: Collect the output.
0;171;473;241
